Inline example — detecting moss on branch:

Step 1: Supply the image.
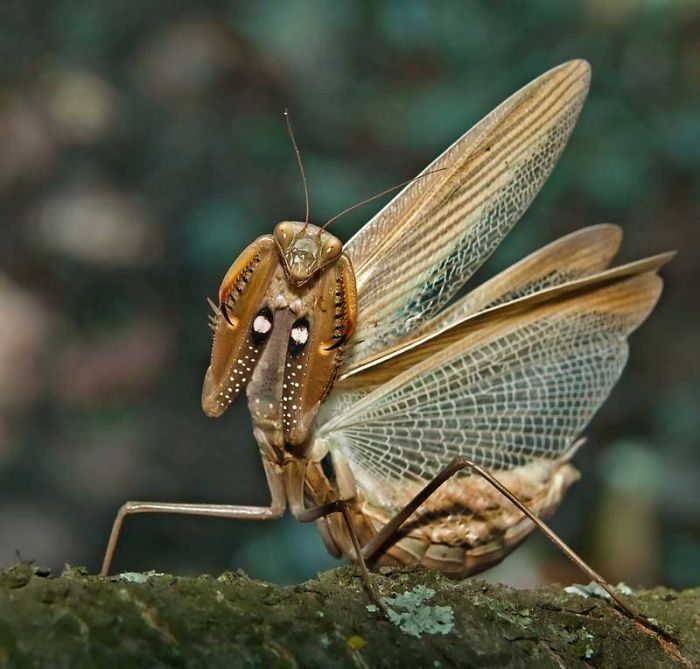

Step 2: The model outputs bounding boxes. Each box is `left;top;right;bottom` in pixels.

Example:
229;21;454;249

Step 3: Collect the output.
0;563;696;668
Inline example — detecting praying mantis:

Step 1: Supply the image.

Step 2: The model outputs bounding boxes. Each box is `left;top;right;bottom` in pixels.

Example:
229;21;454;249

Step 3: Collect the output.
100;60;673;629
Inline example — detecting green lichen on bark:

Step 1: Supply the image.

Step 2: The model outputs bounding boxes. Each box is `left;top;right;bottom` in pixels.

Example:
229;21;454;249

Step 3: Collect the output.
0;563;696;668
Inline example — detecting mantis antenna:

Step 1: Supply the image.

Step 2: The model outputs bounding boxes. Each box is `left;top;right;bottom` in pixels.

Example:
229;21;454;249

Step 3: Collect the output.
284;109;310;227
322;167;449;231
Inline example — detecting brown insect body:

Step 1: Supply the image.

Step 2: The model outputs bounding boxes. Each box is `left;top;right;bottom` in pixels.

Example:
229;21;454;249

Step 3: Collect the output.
102;61;674;637
199;60;667;576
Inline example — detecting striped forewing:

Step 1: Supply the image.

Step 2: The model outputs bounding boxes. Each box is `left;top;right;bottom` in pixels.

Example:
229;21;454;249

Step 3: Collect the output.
343;60;591;370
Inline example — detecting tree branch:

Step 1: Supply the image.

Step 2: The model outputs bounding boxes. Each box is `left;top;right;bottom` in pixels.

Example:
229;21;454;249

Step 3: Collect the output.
0;564;697;667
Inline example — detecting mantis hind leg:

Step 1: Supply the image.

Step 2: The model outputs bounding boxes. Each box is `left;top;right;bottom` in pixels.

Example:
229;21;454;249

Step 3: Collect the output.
359;456;668;637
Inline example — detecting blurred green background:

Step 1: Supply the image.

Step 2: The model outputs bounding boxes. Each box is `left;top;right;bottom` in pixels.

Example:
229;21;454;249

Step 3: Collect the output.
0;0;698;590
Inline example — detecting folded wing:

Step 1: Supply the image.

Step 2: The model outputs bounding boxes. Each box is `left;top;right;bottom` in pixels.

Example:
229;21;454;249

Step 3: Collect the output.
337;250;672;389
414;224;622;337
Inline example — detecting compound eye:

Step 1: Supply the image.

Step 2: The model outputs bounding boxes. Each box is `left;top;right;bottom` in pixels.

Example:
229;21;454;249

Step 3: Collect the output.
322;238;342;260
289;317;309;356
274;222;295;250
252;307;274;345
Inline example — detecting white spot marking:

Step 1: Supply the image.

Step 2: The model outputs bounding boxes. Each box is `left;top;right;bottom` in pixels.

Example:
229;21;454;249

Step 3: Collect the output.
253;315;272;334
290;325;308;345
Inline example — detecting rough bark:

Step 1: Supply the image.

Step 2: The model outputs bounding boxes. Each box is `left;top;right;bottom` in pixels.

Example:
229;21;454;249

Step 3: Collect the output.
0;563;696;668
